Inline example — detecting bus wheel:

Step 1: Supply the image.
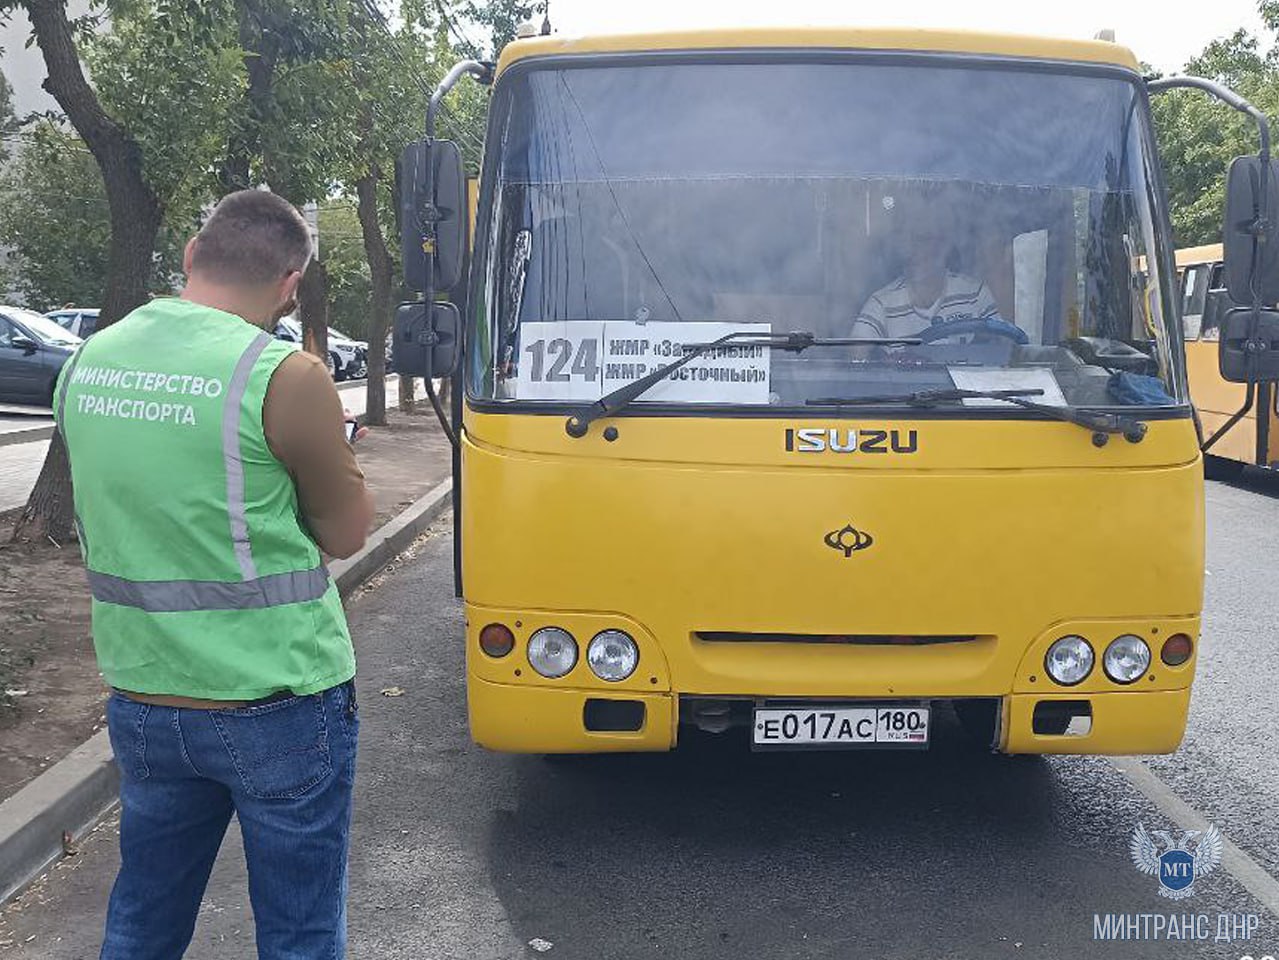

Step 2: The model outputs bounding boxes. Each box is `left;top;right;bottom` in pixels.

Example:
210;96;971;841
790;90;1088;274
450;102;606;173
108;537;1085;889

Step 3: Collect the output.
1203;454;1245;481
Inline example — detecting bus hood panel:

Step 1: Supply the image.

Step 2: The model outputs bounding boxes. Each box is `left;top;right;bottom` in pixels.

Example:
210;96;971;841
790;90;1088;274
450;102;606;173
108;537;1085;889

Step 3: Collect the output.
463;410;1199;471
460;416;1203;697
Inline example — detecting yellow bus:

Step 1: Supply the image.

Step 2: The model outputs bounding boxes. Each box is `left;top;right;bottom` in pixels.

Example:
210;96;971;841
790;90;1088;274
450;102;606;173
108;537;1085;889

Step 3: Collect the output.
1176;242;1278;474
394;28;1279;756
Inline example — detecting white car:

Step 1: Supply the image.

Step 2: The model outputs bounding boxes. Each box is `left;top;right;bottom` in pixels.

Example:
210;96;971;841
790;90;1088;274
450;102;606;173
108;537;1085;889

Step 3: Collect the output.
272;318;368;381
46;308;102;339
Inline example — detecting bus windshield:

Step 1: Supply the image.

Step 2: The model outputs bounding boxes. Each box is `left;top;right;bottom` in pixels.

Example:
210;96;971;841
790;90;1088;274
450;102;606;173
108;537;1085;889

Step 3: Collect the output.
472;57;1182;411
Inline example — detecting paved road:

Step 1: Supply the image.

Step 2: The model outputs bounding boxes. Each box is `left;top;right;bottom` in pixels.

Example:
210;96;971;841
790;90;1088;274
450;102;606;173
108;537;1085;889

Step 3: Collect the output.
0;378;417;513
3;476;1279;959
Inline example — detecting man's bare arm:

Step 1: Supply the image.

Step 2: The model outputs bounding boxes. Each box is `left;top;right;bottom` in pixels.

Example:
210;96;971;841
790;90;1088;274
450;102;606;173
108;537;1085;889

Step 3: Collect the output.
264;351;375;559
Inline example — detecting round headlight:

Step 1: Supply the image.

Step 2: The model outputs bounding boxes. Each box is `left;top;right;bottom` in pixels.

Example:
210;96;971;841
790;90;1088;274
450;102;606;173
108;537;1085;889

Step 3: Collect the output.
1104;635;1151;684
527;627;577;678
1044;635;1094;686
587;630;639;682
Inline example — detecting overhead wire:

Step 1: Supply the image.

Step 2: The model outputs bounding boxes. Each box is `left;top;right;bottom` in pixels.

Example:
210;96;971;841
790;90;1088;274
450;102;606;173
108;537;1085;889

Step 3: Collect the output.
433;0;483;58
354;0;484;156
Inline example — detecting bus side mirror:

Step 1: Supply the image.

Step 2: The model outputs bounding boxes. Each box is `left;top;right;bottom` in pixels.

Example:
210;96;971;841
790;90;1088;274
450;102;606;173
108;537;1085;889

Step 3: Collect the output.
398;139;466;294
1223;155;1279;305
393;301;460;380
1218;306;1279;382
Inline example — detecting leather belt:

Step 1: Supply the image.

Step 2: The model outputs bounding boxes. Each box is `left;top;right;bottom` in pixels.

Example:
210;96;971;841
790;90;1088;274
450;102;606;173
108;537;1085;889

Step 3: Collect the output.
113;688;295;711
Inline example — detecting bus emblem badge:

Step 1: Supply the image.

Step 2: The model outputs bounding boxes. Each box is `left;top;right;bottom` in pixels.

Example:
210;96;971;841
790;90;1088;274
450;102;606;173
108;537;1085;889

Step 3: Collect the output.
824;524;873;558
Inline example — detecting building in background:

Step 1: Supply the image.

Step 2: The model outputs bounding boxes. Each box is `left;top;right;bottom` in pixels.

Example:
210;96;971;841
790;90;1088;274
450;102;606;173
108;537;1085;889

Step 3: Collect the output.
0;1;92;305
0;2;92;117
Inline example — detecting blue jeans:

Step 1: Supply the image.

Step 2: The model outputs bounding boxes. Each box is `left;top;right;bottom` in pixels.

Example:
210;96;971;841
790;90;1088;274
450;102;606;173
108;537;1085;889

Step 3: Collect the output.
100;682;359;960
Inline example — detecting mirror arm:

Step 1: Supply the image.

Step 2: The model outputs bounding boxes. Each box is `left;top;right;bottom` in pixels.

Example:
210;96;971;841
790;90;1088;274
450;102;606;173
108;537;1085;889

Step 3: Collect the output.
1152;77;1277;422
1201;381;1257;452
1147;77;1271;161
422;60;492;302
426;60;493;140
1147;77;1272;282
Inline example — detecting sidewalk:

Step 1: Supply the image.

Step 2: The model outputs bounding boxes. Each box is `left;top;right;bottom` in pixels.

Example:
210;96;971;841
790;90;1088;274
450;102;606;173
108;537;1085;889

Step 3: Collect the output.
0;377;419;513
0;396;451;806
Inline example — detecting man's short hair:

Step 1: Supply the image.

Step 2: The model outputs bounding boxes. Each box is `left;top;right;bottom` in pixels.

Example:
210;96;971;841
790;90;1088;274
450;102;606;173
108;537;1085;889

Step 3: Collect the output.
191;190;313;286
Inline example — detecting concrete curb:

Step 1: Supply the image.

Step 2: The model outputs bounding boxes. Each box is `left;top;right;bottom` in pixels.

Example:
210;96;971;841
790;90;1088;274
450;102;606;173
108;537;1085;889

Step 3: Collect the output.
0;425;54;448
0;730;117;904
330;479;453;597
0;478;453;904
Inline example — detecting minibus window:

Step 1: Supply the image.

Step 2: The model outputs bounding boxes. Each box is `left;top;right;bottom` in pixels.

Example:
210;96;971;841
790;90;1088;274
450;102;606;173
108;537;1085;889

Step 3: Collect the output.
1181;265;1209;339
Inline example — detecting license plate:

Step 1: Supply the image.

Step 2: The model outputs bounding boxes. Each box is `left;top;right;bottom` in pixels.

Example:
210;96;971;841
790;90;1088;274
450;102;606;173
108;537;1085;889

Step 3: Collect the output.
752;704;930;750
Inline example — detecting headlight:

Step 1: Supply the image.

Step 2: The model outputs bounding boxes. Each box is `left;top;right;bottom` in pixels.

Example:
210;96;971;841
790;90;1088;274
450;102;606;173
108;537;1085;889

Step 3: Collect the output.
1044;635;1094;686
527;627;577;678
587;630;639;682
1103;635;1151;684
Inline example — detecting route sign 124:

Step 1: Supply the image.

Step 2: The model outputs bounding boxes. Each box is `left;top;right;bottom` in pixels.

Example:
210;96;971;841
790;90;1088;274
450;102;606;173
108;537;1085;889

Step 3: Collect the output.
513;320;771;404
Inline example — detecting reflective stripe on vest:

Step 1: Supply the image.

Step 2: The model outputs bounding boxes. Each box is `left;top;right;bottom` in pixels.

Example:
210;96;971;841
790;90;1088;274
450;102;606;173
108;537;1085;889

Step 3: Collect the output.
85;564;330;612
72;330;331;612
223;333;273;580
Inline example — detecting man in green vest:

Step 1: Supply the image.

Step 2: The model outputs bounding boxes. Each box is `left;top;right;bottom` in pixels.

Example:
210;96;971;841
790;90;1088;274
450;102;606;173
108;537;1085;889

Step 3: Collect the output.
55;189;375;959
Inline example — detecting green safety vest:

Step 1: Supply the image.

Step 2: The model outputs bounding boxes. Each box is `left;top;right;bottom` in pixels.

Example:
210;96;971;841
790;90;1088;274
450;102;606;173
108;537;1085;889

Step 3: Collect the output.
54;298;355;699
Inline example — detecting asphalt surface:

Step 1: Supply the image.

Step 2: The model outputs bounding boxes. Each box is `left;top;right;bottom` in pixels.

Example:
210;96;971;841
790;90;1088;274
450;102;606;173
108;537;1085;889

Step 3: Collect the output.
3;476;1279;959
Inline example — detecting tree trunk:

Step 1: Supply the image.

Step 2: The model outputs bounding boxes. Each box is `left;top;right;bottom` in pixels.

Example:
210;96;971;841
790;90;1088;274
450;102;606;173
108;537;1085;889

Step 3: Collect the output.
25;1;163;328
355;169;392;426
298;257;330;367
219;0;276;192
399;375;416;413
13;0;164;544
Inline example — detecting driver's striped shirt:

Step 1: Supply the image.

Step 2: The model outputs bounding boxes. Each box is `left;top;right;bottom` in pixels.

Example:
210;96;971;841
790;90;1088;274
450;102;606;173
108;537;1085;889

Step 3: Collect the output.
853;272;1000;339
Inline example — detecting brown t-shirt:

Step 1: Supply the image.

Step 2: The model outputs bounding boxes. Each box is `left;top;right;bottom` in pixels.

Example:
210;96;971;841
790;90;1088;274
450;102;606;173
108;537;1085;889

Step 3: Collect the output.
262;350;367;552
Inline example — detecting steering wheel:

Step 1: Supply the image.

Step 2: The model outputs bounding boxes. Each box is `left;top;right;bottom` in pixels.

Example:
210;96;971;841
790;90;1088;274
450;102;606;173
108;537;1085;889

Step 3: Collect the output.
913;317;1029;345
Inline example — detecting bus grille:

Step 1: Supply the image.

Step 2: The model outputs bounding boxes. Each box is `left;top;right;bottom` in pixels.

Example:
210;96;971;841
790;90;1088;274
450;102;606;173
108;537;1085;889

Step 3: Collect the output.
694;632;979;646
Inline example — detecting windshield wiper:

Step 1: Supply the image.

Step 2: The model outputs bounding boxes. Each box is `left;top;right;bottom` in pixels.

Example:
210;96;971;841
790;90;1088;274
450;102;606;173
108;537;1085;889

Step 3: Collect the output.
565;330;920;438
807;389;1148;445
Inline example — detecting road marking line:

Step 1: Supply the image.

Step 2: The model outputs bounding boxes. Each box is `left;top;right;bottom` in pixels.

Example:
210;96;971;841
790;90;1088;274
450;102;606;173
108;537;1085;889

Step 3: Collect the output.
1112;757;1279;918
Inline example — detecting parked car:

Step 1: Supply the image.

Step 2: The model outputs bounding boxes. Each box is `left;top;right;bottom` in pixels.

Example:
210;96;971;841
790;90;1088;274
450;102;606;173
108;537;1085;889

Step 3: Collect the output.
271;318;368;381
329;327;369;382
0;305;83;406
45;307;101;339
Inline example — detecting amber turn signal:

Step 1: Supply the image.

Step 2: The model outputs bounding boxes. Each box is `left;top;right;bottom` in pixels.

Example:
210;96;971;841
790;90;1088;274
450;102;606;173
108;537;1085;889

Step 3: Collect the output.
479;623;516;658
1160;633;1194;666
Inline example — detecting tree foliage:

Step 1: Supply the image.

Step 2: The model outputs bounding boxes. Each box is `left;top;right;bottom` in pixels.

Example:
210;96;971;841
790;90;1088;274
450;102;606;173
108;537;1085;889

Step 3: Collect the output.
84;0;245;229
0;124;188;309
0;67;16;163
319;198;373;338
0;127;111;308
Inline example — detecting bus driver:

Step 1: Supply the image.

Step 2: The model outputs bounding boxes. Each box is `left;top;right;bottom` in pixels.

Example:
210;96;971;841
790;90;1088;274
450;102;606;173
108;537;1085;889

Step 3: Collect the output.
852;201;1003;340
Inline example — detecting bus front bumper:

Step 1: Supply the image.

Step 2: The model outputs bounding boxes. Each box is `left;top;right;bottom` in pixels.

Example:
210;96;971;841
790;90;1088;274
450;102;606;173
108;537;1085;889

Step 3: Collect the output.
468;675;677;753
466;675;1191;756
1003;687;1191;755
